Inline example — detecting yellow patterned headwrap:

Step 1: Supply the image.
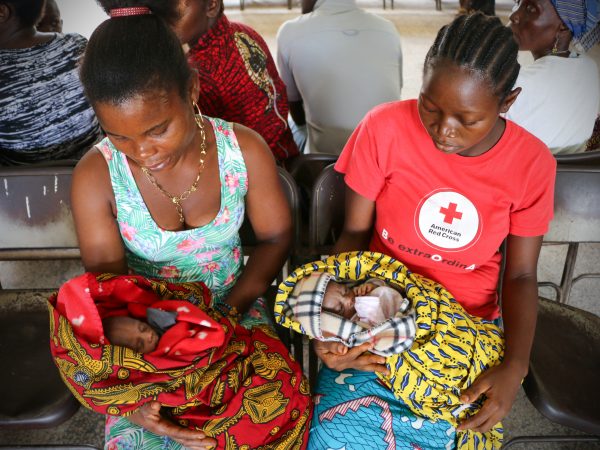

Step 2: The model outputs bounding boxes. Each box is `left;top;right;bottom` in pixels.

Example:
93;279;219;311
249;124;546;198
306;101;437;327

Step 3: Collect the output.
275;251;505;449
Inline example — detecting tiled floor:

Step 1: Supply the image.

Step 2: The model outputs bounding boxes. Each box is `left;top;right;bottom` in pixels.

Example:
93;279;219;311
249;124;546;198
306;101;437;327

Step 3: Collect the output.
1;0;599;448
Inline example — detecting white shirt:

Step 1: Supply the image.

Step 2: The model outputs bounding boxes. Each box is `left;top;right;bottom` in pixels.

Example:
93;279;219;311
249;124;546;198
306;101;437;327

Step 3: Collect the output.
276;0;403;154
505;53;600;154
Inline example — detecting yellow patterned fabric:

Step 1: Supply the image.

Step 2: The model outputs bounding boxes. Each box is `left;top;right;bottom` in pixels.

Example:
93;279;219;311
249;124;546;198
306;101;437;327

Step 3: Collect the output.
275;251;505;449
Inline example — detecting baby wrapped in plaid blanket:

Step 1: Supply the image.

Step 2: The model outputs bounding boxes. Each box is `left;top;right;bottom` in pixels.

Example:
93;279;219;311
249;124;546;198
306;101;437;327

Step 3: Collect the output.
275;251;505;449
49;273;312;449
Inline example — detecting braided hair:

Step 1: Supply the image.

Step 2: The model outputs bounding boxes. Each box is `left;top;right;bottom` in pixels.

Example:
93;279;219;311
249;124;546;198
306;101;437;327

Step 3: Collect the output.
80;1;192;106
425;12;520;101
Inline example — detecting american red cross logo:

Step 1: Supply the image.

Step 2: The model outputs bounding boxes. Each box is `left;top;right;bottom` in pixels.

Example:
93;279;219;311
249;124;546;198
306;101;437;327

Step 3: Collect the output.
439;202;463;224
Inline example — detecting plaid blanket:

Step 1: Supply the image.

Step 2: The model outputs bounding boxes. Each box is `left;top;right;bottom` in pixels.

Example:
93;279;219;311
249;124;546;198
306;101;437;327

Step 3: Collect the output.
49;273;312;449
285;270;416;356
275;251;505;450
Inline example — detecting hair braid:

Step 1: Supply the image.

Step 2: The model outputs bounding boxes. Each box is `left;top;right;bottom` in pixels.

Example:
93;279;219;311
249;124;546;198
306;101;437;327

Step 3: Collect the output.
425;12;520;101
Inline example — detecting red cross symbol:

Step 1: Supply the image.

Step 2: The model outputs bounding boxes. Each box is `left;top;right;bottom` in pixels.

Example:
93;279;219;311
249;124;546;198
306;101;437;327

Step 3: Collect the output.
439;202;463;224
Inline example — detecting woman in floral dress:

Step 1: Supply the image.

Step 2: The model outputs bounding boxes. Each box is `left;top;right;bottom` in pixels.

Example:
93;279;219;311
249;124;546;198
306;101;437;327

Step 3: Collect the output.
71;4;311;449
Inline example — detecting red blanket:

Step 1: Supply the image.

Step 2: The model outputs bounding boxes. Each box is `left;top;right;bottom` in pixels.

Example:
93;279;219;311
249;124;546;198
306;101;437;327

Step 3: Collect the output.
49;273;312;448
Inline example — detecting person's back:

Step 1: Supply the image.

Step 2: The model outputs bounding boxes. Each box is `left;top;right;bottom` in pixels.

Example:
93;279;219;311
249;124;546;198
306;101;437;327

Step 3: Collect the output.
506;0;600;154
277;0;402;154
0;0;100;165
505;53;599;154
186;11;298;162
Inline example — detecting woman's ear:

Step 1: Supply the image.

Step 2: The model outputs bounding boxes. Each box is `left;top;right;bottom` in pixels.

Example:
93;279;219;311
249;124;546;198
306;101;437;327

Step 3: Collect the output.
188;69;200;103
500;87;521;114
0;3;12;24
557;22;573;49
206;0;222;19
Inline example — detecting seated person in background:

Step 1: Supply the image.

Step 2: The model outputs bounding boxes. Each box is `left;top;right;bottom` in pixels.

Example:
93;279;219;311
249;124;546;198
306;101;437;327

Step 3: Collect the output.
96;0;298;163
505;0;600;154
276;0;403;154
0;0;100;165
36;0;63;33
322;276;409;326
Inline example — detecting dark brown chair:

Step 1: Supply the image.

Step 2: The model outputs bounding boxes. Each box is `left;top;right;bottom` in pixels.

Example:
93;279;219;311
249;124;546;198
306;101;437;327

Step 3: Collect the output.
554;149;600;166
308;163;345;257
286;163;346;388
287;153;338;250
504;165;600;447
0;166;81;430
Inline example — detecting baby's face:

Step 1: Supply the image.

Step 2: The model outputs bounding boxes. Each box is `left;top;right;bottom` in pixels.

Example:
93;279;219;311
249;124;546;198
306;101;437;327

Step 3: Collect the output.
322;281;356;319
105;316;159;354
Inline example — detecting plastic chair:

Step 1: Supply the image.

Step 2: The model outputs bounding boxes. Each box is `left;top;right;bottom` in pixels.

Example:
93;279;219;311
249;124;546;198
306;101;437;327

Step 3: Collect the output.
288;153;338;249
554;149;600;166
504;165;600;447
0;166;81;430
286;163;346;388
308;163;345;257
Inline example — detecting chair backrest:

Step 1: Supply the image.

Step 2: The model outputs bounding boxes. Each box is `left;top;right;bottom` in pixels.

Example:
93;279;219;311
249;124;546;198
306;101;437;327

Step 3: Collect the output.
288;154;339;247
0;166;79;266
554;149;600;166
288;153;339;193
544;165;600;243
540;165;600;303
309;164;345;256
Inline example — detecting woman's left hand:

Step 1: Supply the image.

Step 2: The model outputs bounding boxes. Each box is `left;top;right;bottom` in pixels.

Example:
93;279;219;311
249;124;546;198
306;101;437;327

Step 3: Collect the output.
456;362;524;432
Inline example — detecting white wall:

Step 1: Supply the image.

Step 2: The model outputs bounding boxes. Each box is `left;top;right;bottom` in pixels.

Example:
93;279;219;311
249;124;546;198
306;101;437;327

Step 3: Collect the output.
55;0;107;38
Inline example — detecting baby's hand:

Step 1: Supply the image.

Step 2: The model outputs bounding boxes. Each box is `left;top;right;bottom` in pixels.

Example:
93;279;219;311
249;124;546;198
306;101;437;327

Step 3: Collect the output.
353;282;376;296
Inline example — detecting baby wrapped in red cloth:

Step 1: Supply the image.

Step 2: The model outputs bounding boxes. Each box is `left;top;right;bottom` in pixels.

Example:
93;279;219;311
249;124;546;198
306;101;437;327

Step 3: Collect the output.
48;273;312;449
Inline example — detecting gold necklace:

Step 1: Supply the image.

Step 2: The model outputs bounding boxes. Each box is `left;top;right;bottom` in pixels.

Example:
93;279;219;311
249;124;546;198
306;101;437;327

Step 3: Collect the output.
141;114;207;224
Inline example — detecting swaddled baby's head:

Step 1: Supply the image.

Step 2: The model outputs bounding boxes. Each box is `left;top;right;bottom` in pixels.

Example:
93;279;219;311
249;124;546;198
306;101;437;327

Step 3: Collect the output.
321;280;356;320
102;315;159;354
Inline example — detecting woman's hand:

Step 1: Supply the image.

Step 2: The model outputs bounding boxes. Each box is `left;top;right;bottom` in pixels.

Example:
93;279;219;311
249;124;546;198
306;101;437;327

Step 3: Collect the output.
313;340;390;375
128;401;217;450
457;362;524;433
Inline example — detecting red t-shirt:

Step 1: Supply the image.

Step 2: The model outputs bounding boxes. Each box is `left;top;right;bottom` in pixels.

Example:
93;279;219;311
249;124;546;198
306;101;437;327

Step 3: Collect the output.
336;100;556;319
187;15;298;161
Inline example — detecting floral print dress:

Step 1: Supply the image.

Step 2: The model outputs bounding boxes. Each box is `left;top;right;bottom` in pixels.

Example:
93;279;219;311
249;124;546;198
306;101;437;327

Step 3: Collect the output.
99;117;269;449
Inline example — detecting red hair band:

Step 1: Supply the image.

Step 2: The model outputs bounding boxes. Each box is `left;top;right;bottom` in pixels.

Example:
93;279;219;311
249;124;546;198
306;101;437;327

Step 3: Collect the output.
109;7;152;18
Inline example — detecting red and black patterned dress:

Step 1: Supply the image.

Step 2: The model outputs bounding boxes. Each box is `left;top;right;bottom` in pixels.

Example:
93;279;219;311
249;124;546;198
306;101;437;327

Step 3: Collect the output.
187;15;298;162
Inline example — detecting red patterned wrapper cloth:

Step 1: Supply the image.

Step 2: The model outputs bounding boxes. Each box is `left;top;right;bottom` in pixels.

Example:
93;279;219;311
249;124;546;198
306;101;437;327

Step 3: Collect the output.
48;273;312;449
187;14;298;162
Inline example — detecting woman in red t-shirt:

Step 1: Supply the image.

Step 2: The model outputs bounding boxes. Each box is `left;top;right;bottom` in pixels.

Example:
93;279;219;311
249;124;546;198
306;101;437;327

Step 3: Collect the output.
309;12;556;450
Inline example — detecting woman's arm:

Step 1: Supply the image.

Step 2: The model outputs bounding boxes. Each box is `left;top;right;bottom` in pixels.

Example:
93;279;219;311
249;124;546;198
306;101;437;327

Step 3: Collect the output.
458;234;542;432
223;124;292;313
315;184;389;374
71;149;128;274
332;186;376;253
